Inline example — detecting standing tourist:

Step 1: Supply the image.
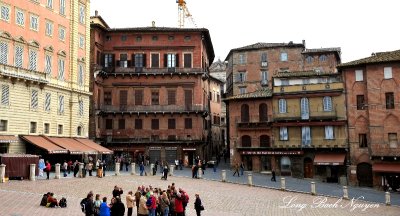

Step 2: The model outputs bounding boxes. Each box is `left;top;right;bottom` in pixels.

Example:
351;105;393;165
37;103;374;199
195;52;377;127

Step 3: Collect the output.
194;193;204;216
62;160;68;177
45;160;51;180
110;196;125;216
159;191;170;216
126;191;135;216
99;197;110;216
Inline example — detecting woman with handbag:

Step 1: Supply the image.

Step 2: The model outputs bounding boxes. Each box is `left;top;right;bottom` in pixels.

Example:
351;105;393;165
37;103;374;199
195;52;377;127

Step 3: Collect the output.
194;193;204;216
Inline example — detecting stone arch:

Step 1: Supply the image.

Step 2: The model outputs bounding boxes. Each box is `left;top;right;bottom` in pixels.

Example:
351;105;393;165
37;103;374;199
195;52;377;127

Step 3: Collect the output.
355;153;371;164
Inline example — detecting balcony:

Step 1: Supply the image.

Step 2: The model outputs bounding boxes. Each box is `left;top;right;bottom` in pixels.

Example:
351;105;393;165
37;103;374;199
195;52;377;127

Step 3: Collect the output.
97;104;208;115
235;115;272;130
273;138;347;148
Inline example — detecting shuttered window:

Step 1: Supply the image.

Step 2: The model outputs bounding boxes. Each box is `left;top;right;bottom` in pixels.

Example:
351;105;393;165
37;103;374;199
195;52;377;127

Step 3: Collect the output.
184;53;192;68
58;95;64;114
151;91;159;105
151;119;159;130
301;98;309;120
323;96;332;111
168;90;176;105
29;50;38;70
0;41;8;64
135;90;143;105
301;126;311;146
1;85;9;106
79;100;84;116
135;119;142;129
44;55;52;74
78;64;84;86
278;99;287;113
151;53;159;68
104;91;112;105
14;45;23;67
31;89;38;109
58;58;65;80
168;119;176;129
325;126;334;140
280;127;288;141
44;93;51;111
185;118;192;129
118;119;125;129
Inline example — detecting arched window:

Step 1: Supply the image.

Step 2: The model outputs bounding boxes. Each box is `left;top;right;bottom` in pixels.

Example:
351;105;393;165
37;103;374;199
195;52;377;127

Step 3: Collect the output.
278;99;287;113
260;135;270;147
323;96;332;111
241;135;251;147
259;103;268;122
306;56;313;64
300;98;309;120
319;55;327;61
241;104;249;123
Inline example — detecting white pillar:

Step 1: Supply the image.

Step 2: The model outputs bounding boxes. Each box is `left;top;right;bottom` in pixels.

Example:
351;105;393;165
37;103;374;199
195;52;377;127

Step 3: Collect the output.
281;177;286;190
55;163;61;179
198;168;202;178
385;192;391;206
150;163;154;175
247;172;253;186
311;182;316;195
0;164;6;183
29;164;36;181
343;186;349;200
79;163;84;178
169;165;175;176
222;170;226;182
131;163;136;175
115;162;120;176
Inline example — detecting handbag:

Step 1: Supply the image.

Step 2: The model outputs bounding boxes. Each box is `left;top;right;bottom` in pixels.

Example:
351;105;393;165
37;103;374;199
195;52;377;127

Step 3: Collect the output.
200;205;205;211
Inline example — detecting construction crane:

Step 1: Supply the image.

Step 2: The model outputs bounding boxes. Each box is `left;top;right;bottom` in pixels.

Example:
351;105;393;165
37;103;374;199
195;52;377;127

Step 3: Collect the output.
177;0;197;28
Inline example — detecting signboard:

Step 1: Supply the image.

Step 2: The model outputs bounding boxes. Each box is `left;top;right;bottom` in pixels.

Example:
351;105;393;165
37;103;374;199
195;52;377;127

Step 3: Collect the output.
315;162;340;166
240;150;304;155
183;148;196;151
149;147;161;150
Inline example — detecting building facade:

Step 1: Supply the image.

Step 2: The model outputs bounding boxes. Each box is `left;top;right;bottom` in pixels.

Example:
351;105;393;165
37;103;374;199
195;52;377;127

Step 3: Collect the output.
90;14;215;165
0;0;91;153
225;42;344;180
208;75;224;160
339;50;400;189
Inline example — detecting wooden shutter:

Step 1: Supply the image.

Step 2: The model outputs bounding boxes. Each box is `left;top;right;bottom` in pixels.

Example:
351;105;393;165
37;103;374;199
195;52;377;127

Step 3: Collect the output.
131;54;135;67
111;54;115;67
175;54;179;67
164;54;168;67
143;54;146;67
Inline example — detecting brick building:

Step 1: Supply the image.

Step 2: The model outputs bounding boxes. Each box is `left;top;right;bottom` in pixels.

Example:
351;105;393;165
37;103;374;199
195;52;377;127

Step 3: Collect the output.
339;50;400;189
225;42;344;179
89;13;215;165
0;0;101;158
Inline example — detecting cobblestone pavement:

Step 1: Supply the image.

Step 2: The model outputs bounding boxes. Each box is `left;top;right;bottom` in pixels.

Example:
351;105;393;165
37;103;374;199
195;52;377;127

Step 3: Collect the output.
0;172;399;216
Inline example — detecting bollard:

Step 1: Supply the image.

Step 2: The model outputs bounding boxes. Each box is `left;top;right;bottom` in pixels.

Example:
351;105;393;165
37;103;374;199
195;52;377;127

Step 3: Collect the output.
221;170;226;182
30;164;36;181
198;168;202;178
55;163;61;179
311;182;316;195
131;163;136;175
115;162;120;176
247;172;253;186
385;192;391;206
0;164;6;183
79;163;84;178
169;165;175;176
343;186;349;200
281;177;286;190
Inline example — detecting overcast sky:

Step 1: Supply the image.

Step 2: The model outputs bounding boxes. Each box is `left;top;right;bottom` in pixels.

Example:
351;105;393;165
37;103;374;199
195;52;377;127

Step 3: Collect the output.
90;0;399;63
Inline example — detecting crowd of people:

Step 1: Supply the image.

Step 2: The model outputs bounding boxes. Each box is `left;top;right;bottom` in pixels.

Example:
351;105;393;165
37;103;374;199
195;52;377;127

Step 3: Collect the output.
39;192;67;208
81;183;204;216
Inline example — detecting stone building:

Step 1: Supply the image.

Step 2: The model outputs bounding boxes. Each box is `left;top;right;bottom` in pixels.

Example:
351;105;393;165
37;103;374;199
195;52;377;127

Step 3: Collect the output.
339;50;400;189
89;13;215;165
225;42;344;179
0;0;94;156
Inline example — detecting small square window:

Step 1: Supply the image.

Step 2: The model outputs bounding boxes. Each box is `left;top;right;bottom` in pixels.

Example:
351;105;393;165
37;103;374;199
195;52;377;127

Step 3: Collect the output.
184;36;191;41
106;36;111;41
44;123;50;134
280;52;288;61
384;67;392;79
152;36;158;41
0;120;8;131
58;124;63;134
168;36;174;41
136;36;142;42
121;35;127;41
355;70;363;81
30;122;37;133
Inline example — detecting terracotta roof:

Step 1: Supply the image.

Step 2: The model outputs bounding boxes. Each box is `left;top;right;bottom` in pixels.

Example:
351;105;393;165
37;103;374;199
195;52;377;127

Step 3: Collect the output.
338;49;400;68
302;47;341;53
274;70;338;78
225;88;272;100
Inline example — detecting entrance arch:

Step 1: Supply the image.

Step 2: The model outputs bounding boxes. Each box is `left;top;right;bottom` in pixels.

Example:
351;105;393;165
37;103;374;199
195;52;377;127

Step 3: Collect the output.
304;157;313;178
357;163;373;187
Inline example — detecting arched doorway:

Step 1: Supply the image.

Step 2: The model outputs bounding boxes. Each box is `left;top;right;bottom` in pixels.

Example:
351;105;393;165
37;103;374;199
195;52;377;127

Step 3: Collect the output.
304;157;313;178
357;163;373;187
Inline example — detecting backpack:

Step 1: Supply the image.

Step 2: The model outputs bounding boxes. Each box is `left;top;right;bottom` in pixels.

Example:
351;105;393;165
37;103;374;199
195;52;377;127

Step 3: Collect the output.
40;194;48;206
146;196;153;208
80;198;87;213
59;197;67;208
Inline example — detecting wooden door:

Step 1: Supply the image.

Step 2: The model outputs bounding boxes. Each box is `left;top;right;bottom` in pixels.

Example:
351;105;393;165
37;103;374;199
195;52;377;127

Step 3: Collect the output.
304;158;313;178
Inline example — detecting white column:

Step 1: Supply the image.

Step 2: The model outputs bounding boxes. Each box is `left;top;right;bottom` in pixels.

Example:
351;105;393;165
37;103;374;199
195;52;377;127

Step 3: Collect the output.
247;172;253;186
311;182;316;195
0;164;6;183
221;170;226;182
280;177;286;190
79;163;84;178
131;163;136;175
385;192;391;206
115;162;120;176
343;186;349;200
55;163;61;179
30;164;36;181
150;163;154;175
198;168;202;178
169;165;175;176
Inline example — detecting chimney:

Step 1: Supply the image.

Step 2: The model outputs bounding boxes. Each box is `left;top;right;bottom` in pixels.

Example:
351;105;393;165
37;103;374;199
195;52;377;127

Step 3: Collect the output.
302;40;306;47
95;10;98;16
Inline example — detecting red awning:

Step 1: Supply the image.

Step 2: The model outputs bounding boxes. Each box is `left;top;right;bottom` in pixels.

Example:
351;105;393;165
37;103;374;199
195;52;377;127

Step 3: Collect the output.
46;137;97;155
74;138;113;154
0;135;19;143
314;153;346;165
21;136;68;154
373;163;400;173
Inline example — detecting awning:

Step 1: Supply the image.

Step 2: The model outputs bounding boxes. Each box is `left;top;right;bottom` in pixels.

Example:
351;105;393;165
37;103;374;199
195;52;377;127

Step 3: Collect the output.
0;135;19;143
46;137;97;155
21;136;68;154
373;163;400;173
74;138;113;154
314;153;346;165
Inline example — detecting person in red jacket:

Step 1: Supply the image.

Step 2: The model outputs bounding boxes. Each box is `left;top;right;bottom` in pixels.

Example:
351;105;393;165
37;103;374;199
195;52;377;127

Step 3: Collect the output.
45;160;51;180
174;192;184;216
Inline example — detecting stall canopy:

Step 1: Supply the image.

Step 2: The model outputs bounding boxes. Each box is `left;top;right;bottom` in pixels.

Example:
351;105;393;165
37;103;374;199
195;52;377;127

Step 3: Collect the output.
372;163;400;173
314;153;346;165
74;138;113;154
21;135;68;154
0;135;19;143
46;137;98;155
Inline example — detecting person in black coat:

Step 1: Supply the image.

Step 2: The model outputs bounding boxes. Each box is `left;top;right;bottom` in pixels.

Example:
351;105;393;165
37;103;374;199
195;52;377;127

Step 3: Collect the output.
110;196;125;216
194;193;203;216
85;194;95;216
112;185;123;198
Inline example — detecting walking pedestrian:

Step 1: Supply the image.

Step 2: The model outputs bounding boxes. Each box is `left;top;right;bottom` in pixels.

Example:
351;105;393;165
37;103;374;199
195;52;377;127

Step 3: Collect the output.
232;162;240;177
240;162;244;176
140;162;145;176
62;160;68;177
271;169;276;182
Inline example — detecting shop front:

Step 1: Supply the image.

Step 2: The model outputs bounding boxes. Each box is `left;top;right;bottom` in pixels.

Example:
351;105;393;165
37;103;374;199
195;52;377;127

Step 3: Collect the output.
372;163;400;191
182;148;196;166
313;152;347;183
